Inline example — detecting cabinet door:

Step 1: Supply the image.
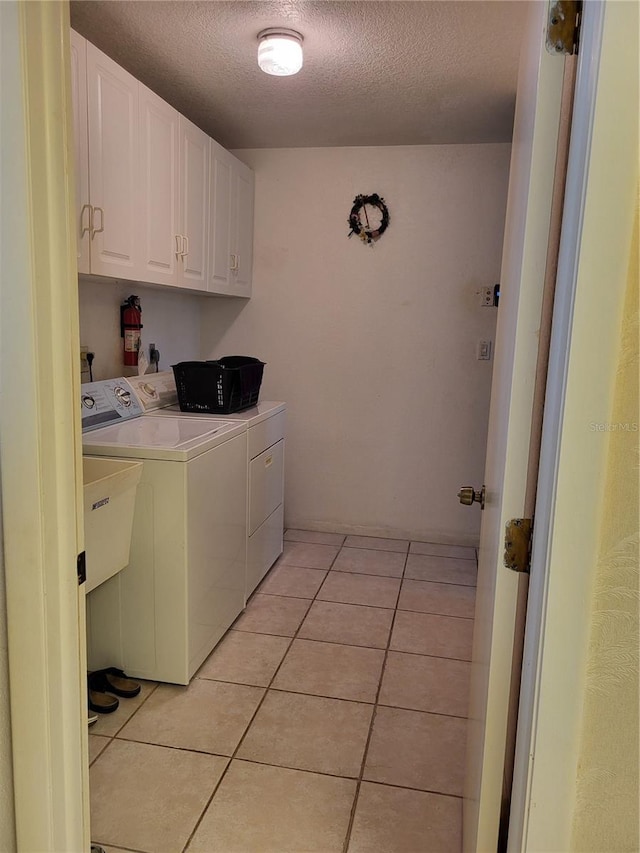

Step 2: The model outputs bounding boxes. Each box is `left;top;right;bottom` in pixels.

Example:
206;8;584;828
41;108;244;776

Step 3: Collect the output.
208;140;232;294
138;85;179;286
178;116;209;290
70;30;90;274
231;162;254;297
86;42;140;279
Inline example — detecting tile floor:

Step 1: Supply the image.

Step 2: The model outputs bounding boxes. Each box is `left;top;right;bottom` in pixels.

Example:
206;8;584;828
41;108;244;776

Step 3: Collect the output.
89;530;477;853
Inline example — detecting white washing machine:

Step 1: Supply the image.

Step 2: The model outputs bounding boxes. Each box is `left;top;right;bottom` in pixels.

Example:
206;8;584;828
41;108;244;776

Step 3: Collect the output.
81;378;248;685
126;372;286;599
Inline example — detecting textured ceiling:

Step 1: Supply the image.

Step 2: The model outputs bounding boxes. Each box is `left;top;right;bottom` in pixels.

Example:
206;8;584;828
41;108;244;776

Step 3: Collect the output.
70;0;529;149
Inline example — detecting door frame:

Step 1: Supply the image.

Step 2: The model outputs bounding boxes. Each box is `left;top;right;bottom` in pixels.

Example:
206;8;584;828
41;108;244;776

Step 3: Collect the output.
509;0;638;849
0;2;88;850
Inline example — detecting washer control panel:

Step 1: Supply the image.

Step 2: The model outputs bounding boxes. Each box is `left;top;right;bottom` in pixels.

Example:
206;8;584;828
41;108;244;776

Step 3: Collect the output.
81;379;143;432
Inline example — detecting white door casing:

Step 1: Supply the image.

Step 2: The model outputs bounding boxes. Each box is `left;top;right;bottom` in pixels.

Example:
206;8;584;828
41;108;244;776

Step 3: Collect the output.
510;1;639;848
463;3;566;850
0;2;88;850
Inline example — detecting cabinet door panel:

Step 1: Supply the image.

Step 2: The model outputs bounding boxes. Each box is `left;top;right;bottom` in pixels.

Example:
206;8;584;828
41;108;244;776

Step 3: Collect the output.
179;116;209;289
233;165;254;297
87;42;140;278
70;31;90;274
139;85;179;285
208;141;232;293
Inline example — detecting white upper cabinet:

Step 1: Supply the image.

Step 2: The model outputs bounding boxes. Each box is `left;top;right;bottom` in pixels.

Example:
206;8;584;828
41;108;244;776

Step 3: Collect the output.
209;141;233;293
86;41;141;279
71;30;252;296
178;116;209;290
232;162;255;297
208;141;254;297
70;30;90;274
138;84;180;286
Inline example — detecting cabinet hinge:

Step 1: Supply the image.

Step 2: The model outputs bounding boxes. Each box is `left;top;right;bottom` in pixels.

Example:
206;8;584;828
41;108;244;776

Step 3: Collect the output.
504;519;533;574
77;551;86;586
547;0;582;55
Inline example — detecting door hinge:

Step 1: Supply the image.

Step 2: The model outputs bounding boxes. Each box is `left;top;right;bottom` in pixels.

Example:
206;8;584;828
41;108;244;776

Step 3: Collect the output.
547;0;582;55
77;551;86;586
504;519;533;574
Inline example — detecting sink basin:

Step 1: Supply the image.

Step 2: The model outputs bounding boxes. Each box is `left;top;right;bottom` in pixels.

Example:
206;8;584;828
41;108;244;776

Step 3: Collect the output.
83;457;143;593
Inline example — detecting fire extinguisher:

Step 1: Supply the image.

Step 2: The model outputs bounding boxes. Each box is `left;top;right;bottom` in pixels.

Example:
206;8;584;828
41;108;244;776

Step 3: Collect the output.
120;295;143;367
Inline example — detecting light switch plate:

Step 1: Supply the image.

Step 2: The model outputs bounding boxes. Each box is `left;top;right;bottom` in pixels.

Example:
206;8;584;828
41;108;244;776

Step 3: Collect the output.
477;340;492;360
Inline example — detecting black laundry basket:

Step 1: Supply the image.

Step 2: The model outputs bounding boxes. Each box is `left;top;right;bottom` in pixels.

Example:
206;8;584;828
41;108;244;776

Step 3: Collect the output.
172;357;265;414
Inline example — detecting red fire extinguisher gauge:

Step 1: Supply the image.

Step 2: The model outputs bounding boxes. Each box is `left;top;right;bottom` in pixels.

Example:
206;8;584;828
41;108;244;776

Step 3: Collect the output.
121;295;143;367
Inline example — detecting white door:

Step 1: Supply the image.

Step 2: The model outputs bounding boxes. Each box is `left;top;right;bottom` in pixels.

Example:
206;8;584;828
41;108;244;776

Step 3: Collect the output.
179;115;209;289
70;29;90;274
87;41;140;279
138;84;180;286
231;162;254;297
208;139;233;294
463;3;567;850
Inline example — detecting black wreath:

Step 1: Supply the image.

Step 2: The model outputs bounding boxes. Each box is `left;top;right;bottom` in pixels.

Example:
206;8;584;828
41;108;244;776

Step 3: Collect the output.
348;193;390;244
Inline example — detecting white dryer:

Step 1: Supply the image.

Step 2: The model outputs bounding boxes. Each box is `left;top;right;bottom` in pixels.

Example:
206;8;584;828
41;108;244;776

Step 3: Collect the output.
81;379;248;685
127;372;286;599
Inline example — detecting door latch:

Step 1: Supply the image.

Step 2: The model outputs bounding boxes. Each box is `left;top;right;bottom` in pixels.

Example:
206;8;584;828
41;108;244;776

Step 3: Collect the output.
504;519;533;574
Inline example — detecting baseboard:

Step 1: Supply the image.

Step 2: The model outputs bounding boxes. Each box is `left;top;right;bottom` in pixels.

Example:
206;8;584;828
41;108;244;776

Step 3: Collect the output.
283;517;480;549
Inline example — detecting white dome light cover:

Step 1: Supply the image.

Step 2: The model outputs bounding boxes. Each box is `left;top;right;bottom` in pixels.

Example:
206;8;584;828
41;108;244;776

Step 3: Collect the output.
257;28;303;76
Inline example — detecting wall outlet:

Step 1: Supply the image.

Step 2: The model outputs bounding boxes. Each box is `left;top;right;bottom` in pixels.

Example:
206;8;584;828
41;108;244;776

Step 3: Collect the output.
80;346;90;377
477;340;492;361
478;287;494;307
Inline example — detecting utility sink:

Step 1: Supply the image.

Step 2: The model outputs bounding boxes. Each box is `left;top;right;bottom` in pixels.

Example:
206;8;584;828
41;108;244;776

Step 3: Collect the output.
82;457;143;593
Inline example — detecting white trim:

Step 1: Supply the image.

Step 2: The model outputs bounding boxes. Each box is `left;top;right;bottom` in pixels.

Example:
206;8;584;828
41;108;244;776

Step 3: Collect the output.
509;0;638;848
0;3;87;850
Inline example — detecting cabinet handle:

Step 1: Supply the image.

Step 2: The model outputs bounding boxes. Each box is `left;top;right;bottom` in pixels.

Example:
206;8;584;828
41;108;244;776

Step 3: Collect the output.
80;204;92;237
175;235;182;258
91;206;104;238
182;235;189;257
230;253;239;272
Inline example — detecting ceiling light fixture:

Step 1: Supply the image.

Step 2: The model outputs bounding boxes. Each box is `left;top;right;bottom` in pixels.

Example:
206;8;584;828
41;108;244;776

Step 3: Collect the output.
257;28;304;77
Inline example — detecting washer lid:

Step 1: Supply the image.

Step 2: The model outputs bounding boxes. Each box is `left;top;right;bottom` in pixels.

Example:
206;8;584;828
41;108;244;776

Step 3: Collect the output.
82;415;245;461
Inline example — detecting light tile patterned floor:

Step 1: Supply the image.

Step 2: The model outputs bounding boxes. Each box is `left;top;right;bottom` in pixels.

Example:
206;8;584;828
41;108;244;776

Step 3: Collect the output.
89;530;477;853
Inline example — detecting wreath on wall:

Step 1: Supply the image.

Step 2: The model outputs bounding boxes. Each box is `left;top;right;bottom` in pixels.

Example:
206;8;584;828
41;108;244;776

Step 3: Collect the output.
348;193;390;245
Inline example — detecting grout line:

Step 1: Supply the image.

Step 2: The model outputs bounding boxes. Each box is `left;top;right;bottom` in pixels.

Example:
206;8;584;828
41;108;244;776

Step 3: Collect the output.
229;626;388;649
341;544;410;853
182;558;332;852
95;537;473;851
89;681;159;752
395;606;475;621
400;577;477;590
409;551;477;562
403;576;477;587
340;545;409;554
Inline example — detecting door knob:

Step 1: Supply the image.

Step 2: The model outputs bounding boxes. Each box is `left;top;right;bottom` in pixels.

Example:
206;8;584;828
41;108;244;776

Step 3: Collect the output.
458;485;485;509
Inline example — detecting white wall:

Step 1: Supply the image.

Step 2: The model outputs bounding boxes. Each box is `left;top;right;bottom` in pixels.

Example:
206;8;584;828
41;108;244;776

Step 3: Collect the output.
200;144;510;544
78;277;203;380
